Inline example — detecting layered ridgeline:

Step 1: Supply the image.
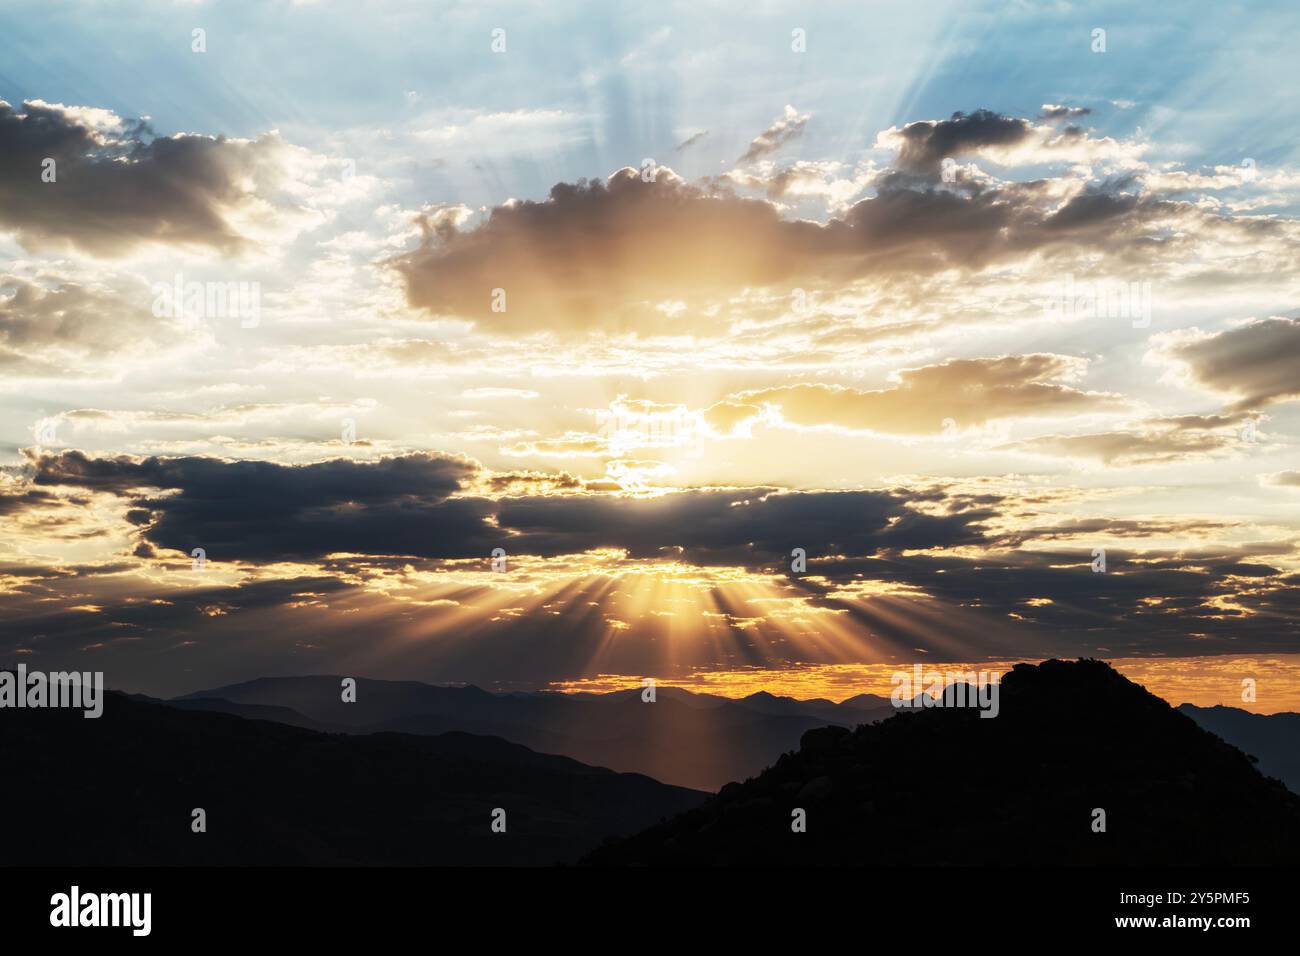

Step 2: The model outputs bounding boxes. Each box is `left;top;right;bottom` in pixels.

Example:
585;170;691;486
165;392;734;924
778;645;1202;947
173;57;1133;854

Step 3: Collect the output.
1178;703;1300;796
0;691;704;866
175;678;894;791
585;659;1300;866
171;676;1300;799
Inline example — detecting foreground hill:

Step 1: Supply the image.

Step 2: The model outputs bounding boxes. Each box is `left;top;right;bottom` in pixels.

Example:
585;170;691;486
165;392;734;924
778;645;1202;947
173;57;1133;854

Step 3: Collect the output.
0;690;704;866
586;659;1300;865
179;677;893;791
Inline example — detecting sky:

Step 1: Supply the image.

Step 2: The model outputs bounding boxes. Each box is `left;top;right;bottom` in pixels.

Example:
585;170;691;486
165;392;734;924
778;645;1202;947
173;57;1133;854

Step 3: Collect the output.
1;0;1298;709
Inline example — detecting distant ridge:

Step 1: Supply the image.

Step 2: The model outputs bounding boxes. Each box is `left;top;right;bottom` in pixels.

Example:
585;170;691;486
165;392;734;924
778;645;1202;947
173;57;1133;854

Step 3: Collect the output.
1179;702;1300;795
176;676;894;790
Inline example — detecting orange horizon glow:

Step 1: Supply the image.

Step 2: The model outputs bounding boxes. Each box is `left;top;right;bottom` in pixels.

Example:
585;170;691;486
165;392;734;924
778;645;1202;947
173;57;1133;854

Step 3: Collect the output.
547;654;1300;715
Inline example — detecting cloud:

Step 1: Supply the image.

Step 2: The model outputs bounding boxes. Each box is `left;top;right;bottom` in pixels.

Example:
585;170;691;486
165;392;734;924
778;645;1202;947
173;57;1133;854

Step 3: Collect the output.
494;487;990;562
0;99;321;256
1007;428;1238;465
674;129;710;152
8;450;1299;682
702;400;764;436
1264;471;1300;489
1039;104;1093;120
460;387;540;400
0;272;186;376
394;167;821;335
737;105;808;164
799;546;1300;655
707;355;1122;435
499;435;608;459
1004;411;1260;465
393;122;1291;338
30;450;490;561
26;450;989;564
1151;316;1300;411
875;108;1143;183
0;485;68;516
32;449;475;496
408;107;592;156
724;159;877;211
33;401;375;440
881;109;1036;176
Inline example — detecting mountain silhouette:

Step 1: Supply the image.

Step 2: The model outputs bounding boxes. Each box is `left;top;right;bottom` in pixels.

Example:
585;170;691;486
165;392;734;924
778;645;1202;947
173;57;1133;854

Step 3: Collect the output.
177;677;894;791
585;659;1300;865
1179;702;1300;795
131;693;348;733
0;688;704;865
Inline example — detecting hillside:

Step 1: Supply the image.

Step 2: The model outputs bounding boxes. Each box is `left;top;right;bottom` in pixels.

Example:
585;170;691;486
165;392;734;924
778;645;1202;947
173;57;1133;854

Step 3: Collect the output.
585;659;1300;865
0;688;705;866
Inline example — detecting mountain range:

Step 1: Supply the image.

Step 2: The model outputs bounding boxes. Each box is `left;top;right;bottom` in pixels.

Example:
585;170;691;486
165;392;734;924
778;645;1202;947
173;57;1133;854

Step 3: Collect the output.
174;677;894;791
173;675;1300;800
1;689;704;866
586;659;1300;865
6;660;1296;866
1179;702;1300;795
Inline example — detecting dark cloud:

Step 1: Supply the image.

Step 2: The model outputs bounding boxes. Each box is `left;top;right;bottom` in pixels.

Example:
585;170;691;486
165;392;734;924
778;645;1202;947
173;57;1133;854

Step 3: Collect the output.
1160;317;1300;411
0;572;357;694
1039;104;1093;120
395;132;1277;336
997;516;1237;543
7;452;1297;692
0;99;294;255
33;448;470;498
395;168;826;334
674;130;710;152
888;109;1035;176
32;450;489;561
482;469;585;493
789;545;1300;658
738;106;808;164
6;533;1293;697
26;451;989;564
0;486;66;515
495;488;990;562
26;450;1298;659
